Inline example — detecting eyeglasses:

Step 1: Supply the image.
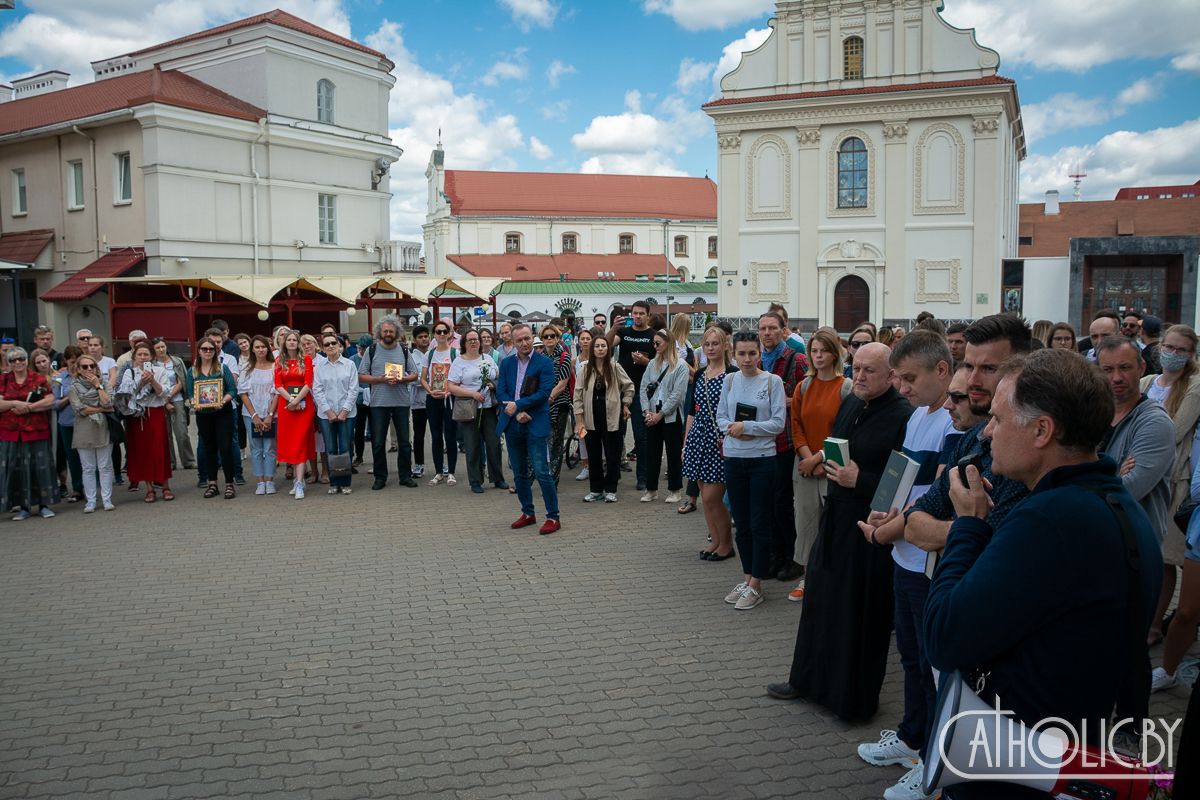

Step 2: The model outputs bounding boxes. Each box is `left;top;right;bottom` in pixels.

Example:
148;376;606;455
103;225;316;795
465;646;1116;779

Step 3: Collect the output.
1161;344;1194;355
542;333;559;340
198;346;215;352
323;341;339;348
8;356;26;362
849;340;869;349
947;391;969;404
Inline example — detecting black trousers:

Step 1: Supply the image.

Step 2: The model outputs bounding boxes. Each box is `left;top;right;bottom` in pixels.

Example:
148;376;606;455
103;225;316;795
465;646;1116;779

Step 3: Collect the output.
411;407;427;467
584;428;623;494
196;409;236;484
771;451;798;567
353;402;368;460
643;419;683;492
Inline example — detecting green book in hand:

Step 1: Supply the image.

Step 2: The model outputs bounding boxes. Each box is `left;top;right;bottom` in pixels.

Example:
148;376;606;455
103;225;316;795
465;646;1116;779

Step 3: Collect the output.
870;450;920;514
823;437;850;467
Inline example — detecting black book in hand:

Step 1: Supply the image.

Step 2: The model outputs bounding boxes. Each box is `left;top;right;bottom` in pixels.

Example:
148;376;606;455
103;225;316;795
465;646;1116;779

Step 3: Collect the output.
734;402;757;422
520;374;540;397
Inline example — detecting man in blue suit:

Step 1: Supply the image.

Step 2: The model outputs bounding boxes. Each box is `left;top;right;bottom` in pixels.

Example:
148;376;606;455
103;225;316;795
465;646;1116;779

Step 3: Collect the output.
496;323;561;534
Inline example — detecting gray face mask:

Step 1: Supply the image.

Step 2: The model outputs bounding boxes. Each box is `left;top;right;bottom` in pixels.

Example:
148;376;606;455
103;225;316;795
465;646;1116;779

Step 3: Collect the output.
1160;351;1191;373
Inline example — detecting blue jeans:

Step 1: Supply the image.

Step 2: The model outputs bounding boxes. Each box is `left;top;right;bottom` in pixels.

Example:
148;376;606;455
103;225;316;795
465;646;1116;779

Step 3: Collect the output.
894;564;935;754
725;455;774;580
59;424;83;494
318;417;352;488
248;426;277;479
505;425;558;520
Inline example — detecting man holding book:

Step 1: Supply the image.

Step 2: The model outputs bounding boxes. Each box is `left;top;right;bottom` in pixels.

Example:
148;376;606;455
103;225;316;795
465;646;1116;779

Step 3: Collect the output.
358;316;419;490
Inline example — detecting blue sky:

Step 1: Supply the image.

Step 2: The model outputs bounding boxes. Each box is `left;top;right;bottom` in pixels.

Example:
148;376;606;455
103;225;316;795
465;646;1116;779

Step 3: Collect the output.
2;0;1198;241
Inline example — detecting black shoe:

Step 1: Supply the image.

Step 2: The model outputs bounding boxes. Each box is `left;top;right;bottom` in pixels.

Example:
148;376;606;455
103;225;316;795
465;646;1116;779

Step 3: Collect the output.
776;561;804;582
234;476;246;486
399;478;417;488
766;682;801;700
709;551;737;562
619;462;632;472
371;479;386;490
636;481;646;491
494;480;509;490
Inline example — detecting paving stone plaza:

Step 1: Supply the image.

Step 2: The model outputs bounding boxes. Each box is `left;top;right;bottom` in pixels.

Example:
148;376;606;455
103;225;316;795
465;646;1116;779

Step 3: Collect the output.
0;456;1193;799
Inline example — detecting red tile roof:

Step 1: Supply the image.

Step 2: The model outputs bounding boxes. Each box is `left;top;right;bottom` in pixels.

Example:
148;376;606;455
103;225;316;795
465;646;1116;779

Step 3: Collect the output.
1017;197;1200;258
126;9;393;70
1113;180;1200;200
0;70;263;137
448;254;678;282
443;171;717;220
702;75;1016;108
0;229;54;265
40;247;145;302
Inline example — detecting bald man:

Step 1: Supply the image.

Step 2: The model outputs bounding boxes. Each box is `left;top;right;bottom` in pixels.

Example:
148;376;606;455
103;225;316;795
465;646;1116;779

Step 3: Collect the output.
767;341;912;722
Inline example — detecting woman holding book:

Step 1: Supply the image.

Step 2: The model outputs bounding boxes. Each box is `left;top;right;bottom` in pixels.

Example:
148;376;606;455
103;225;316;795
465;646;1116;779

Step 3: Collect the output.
187;338;239;499
682;326;736;560
274;331;314;498
0;346;59;518
716;331;786;610
239;335;279;495
572;328;633;502
420;322;458;485
639;329;689;503
448;329;505;493
786;329;851;601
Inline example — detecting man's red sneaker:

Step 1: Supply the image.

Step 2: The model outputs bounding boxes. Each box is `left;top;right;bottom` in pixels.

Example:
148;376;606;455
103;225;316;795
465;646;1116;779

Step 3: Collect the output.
511;514;537;529
539;518;561;535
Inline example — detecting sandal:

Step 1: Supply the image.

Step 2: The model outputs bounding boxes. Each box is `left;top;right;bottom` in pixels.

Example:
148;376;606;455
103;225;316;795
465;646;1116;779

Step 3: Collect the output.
143;490;156;503
162;490;175;502
127;482;141;492
224;484;236;499
204;483;219;499
677;500;697;514
318;474;329;484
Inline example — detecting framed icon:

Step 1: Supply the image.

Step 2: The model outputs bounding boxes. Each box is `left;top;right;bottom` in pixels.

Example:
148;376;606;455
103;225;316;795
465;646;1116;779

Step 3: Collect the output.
193;378;224;410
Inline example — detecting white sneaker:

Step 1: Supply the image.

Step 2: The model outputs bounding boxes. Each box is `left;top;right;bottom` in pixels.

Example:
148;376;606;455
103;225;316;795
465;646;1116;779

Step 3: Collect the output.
83;504;96;514
664;491;683;504
328;487;339;495
288;483;296;495
412;464;425;478
264;481;277;495
640;491;658;502
294;480;305;499
858;730;920;767
39;507;55;519
575;467;589;481
604;493;617;503
341;487;352;495
255;482;266;495
724;581;749;604
883;762;933;800
734;586;764;610
446;474;457;486
1151;667;1177;692
103;502;115;511
583;492;603;502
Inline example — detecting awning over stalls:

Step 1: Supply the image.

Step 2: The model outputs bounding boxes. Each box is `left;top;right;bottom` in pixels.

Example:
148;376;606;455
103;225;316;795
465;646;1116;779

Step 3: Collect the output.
40;247;145;302
0;229;54;266
88;274;507;305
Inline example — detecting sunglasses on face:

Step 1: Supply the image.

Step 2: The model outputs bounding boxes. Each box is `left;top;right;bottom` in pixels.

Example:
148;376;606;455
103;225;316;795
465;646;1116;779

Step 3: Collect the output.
9;356;26;362
79;364;96;371
849;340;869;348
542;333;559;340
947;392;969;404
435;329;449;335
323;341;339;348
198;346;215;352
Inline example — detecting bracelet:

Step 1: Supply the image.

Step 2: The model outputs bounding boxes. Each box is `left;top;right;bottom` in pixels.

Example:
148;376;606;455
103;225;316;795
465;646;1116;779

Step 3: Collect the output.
870;529;879;546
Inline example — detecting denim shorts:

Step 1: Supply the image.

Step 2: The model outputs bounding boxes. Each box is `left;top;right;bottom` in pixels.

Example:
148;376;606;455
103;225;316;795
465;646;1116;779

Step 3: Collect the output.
1186;506;1200;563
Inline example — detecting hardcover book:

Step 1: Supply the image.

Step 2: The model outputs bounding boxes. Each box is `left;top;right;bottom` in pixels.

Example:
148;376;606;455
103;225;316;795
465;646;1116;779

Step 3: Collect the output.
870;450;920;514
823;437;850;467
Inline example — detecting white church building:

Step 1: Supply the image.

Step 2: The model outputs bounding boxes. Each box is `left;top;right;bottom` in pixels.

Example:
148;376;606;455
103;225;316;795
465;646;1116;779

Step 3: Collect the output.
705;0;1024;331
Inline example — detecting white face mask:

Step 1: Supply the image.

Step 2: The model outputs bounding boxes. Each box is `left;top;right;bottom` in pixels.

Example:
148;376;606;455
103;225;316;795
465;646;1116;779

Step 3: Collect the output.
1160;351;1191;373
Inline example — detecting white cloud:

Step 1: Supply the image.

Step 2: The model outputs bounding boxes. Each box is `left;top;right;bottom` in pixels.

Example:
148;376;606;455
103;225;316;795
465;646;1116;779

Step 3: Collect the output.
643;0;773;32
545;59;575;88
570;86;711;176
1172;46;1200;72
1020;77;1164;145
713;26;771;95
498;0;557;31
1114;76;1162;111
1020;118;1200;202
541;98;571;121
481;51;529;87
580;153;687;177
940;0;1200;72
571;111;665;154
529;136;553;160
675;57;713;94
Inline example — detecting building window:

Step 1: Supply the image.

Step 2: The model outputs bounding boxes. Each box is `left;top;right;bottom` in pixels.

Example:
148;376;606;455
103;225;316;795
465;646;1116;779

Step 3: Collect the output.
619;233;634;253
706;267;717;279
707;236;718;258
561;233;577;253
67;161;85;209
505;232;522;253
11;168;26;215
1018;235;1033;246
318;194;337;244
673;235;688;257
1183;193;1196;198
317;79;335;124
114;152;132;203
1136;194;1150;200
837;137;868;208
843;36;864;80
1159;193;1172;199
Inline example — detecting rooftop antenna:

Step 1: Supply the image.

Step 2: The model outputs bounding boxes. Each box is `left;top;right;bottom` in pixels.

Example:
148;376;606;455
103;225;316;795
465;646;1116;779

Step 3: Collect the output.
1069;162;1087;202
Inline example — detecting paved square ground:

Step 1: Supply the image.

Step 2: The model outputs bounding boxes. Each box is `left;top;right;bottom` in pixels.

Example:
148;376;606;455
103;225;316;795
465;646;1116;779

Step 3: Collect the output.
0;454;1193;799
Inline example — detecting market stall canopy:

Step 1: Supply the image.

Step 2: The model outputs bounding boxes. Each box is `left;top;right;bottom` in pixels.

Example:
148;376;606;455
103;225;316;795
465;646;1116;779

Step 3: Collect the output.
86;275;506;306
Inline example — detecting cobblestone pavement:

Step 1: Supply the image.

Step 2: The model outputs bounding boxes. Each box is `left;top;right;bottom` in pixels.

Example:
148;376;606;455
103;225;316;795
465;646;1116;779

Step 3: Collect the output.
1;453;1193;800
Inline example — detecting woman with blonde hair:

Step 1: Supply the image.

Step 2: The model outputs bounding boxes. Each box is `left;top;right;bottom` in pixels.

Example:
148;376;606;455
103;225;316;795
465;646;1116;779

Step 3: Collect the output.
274;330;314;498
787;328;851;601
682;326;736;559
1030;319;1054;347
1141;324;1200;651
639;328;689;503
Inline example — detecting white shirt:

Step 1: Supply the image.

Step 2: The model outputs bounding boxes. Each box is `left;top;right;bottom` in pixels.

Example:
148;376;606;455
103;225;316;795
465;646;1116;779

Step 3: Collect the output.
238;367;276;419
117;362;171;408
893;405;958;573
311;356;359;418
447;354;497;408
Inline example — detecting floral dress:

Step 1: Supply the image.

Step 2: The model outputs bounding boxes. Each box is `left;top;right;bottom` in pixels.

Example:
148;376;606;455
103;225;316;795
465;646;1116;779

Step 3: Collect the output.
682;368;730;484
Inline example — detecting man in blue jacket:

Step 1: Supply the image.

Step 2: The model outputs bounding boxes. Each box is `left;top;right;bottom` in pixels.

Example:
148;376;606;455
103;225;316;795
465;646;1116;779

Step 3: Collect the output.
496;323;561;534
924;348;1162;800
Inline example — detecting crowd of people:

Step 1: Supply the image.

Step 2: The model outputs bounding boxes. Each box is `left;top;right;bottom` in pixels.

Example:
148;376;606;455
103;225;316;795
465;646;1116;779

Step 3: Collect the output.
2;303;1197;798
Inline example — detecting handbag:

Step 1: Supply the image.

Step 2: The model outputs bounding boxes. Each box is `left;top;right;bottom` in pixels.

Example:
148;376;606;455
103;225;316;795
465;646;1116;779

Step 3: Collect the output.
452;395;479;422
328;452;352;479
104;412;126;444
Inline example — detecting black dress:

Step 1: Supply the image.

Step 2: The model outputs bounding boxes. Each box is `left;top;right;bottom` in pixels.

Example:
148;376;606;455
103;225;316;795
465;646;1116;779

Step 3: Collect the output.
787;386;911;722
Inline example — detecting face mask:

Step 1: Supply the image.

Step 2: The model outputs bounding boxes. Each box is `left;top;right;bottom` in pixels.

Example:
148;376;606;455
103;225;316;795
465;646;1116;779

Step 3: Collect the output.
1160;351;1191;373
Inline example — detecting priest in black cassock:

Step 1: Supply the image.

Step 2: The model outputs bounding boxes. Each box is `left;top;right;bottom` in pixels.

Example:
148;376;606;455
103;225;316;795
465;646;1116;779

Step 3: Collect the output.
767;342;912;722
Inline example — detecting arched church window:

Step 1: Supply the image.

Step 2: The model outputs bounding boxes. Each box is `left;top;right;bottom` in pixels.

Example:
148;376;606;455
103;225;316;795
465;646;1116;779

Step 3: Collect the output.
843;36;863;80
317;79;335;124
837;137;868;209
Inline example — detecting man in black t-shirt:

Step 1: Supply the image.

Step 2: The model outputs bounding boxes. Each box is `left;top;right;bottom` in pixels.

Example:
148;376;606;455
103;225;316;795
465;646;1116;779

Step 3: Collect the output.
608;300;656;490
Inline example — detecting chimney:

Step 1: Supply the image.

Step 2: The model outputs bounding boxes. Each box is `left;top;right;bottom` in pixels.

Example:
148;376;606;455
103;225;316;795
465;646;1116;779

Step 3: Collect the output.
0;84;11;103
1044;189;1060;216
12;70;70;99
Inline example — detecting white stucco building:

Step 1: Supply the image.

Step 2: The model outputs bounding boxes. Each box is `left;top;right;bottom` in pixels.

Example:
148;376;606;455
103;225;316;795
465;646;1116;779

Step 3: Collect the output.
704;0;1024;331
0;10;417;341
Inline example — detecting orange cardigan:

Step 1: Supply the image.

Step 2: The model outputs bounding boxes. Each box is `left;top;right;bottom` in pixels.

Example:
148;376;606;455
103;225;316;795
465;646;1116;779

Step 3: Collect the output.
790;375;848;455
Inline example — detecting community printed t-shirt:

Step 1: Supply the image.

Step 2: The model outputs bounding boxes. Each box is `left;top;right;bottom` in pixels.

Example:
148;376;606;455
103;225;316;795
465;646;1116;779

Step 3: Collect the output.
892;404;958;573
616;327;655;389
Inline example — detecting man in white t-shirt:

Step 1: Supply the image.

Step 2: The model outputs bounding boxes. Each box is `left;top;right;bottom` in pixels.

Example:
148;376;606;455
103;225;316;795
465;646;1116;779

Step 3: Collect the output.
854;330;956;800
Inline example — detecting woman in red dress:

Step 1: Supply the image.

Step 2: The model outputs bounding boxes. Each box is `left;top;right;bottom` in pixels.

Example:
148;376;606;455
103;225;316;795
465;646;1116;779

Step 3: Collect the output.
274;331;314;499
118;340;174;502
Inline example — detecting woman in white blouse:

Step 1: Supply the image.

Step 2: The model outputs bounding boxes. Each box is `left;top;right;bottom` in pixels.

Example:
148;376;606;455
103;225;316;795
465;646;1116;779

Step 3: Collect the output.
311;333;359;494
238;335;279;495
638;329;689;504
116;340;175;502
448;329;506;493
